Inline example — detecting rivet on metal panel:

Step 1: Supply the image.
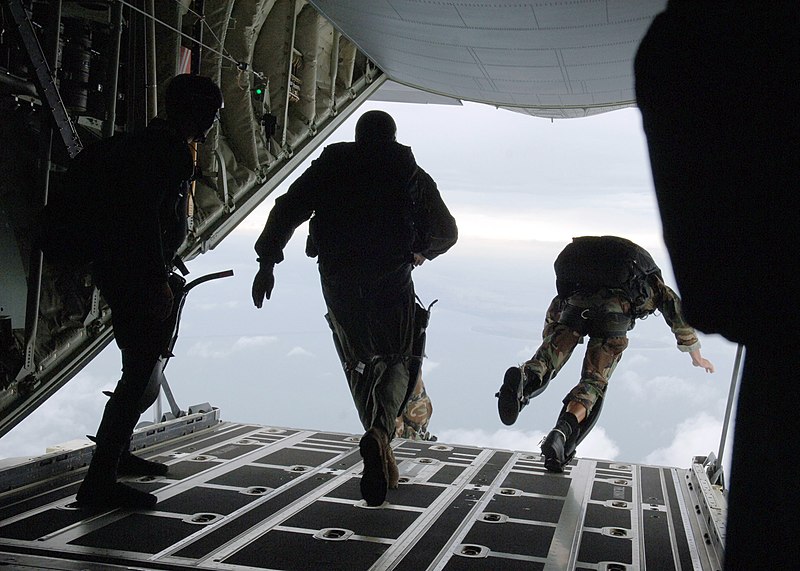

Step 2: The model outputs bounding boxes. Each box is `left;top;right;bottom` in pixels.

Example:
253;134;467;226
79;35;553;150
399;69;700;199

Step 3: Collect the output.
185;513;223;525
456;544;490;558
480;512;508;523
604;527;630;538
241;486;271;496
314;528;353;541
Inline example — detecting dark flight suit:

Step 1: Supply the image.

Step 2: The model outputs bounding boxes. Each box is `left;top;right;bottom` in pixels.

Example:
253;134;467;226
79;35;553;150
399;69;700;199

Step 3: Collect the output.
78;118;193;497
255;142;457;439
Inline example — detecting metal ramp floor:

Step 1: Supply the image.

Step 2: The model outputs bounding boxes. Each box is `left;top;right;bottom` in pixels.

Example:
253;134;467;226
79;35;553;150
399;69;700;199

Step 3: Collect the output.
0;411;725;570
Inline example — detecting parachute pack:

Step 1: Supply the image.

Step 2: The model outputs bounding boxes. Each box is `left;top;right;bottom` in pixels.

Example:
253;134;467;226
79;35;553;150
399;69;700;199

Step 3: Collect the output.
554;236;662;305
37;136;120;267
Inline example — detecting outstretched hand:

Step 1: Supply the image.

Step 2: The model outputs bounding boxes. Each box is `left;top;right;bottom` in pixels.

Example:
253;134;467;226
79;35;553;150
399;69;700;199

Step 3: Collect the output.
690;349;715;373
252;266;275;308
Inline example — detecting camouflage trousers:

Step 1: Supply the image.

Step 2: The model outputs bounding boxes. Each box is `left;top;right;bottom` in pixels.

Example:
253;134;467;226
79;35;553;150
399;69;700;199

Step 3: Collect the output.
395;374;434;440
524;295;631;413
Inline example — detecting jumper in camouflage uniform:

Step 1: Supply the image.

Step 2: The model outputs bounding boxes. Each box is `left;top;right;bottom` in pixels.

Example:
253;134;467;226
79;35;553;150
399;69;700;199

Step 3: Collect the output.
523;275;700;414
496;236;714;474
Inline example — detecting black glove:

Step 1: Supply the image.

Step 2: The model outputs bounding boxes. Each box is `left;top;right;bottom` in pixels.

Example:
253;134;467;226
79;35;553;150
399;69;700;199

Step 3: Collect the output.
252;264;275;308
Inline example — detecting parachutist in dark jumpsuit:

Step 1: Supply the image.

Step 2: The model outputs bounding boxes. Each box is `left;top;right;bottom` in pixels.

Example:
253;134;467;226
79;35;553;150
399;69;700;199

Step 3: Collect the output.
70;75;223;510
252;110;457;506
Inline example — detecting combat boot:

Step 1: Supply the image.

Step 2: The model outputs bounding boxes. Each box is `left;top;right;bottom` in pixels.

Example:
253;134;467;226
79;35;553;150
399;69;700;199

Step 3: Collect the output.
541;412;580;473
76;445;157;511
496;366;527;425
89;434;169;477
497;366;547;425
118;449;169;476
75;395;157;511
359;427;390;506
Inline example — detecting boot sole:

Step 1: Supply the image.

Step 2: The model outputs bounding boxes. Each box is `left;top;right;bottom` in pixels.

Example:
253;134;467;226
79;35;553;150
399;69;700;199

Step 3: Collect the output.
497;367;523;426
541;439;566;473
542;447;564;474
76;482;157;511
543;454;565;473
359;432;388;506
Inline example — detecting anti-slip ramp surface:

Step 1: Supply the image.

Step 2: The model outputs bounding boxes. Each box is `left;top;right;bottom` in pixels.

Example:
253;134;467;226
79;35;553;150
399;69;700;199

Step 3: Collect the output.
0;414;725;570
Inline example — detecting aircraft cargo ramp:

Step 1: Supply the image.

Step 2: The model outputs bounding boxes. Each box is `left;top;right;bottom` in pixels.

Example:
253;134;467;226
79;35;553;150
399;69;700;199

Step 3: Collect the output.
0;410;725;570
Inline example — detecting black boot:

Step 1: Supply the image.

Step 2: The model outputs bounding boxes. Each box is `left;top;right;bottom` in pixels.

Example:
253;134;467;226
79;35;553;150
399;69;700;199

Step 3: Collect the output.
497;367;527;425
76;447;158;511
497;366;546;426
89;433;168;477
118;450;169;476
541;412;580;473
359;427;390;507
76;396;156;511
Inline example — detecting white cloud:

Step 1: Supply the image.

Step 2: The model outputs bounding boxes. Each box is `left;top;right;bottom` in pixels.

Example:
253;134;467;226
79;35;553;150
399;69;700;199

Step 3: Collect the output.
618;369;720;406
436;426;619;461
232;336;277;349
187;335;277;358
575;427;621;461
438;427;547;452
287;346;315;358
191;300;239;311
420;360;440;375
644;413;723;468
0;370;112;460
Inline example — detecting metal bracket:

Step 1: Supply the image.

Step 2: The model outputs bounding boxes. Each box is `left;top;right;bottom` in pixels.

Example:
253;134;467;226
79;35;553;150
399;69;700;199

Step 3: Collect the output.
4;0;83;157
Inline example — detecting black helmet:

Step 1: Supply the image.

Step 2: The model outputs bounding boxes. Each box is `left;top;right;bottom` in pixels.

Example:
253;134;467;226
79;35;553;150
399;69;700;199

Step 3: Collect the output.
355;110;396;142
166;74;223;116
165;74;223;141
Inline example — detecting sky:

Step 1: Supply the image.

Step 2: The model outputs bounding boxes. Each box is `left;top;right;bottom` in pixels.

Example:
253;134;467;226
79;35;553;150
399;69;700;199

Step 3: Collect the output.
0;98;741;477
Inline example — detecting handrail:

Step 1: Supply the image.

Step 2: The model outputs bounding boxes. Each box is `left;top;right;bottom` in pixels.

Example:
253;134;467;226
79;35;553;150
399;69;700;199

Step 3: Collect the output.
710;343;745;487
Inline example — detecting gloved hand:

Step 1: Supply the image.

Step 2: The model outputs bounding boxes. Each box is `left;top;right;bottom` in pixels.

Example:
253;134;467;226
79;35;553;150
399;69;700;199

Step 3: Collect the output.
252;265;275;308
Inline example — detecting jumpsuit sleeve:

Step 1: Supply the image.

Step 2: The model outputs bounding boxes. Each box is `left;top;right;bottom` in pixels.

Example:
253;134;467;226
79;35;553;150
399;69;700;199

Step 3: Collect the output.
254;151;321;265
654;279;702;353
411;168;458;260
